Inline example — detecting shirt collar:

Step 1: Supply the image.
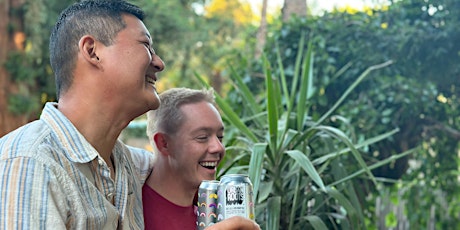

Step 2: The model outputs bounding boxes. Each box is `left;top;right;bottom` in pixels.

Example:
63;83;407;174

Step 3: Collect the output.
40;102;99;163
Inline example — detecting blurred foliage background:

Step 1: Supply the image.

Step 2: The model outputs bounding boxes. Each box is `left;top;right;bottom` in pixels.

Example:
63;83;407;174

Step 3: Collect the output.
1;0;460;229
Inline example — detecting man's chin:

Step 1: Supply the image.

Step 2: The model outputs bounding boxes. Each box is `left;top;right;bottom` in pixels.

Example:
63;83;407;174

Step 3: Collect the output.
201;174;217;182
150;103;160;110
149;98;160;110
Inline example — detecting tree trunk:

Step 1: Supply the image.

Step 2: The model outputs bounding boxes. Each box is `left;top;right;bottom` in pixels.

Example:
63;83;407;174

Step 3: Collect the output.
254;0;268;59
282;0;308;22
0;0;29;137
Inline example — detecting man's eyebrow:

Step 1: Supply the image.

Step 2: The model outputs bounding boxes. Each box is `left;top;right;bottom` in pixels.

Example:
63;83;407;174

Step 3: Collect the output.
145;32;151;40
191;126;225;134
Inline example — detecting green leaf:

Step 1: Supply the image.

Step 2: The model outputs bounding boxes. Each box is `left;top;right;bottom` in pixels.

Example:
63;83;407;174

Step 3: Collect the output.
297;40;314;130
288;170;302;230
280;129;300;152
215;95;258;142
285;150;326;191
228;65;263;126
303;215;329;230
314;125;378;187
257;181;273;203
249;143;267;202
266;196;281;230
263;54;279;155
329;147;418;187
312;128;399;165
276;42;292;113
325;187;358;221
385;212;397;228
289;34;305;109
329;159;364;226
194;72;258;142
315;60;393;125
194;72;211;88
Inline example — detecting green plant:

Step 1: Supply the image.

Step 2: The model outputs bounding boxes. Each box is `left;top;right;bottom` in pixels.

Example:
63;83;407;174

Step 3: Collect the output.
196;38;415;229
264;3;460;227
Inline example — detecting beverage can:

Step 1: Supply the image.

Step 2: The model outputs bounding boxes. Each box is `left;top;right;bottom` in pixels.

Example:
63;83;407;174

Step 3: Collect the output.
216;174;255;221
196;180;220;229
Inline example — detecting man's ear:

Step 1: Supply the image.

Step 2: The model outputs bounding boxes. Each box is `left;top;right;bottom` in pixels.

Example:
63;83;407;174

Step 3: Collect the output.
78;35;100;65
153;132;170;156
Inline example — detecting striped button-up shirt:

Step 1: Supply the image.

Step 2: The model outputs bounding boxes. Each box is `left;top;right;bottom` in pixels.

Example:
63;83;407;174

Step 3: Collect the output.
0;102;154;229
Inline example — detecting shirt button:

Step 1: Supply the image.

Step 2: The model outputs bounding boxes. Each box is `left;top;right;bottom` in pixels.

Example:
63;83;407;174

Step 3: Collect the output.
107;193;114;199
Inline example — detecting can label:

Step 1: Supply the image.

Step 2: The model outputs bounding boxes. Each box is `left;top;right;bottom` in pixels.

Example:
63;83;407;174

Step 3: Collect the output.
217;174;255;221
196;180;219;230
224;184;248;216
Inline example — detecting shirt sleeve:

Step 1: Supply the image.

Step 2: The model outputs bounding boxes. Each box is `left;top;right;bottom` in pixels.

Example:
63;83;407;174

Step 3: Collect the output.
0;157;68;229
126;146;155;185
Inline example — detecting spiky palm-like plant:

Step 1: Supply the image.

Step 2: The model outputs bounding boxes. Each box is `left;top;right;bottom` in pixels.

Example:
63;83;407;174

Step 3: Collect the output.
196;38;414;230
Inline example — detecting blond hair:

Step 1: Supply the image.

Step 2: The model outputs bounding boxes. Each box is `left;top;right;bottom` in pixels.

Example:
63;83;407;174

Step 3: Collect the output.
146;87;217;147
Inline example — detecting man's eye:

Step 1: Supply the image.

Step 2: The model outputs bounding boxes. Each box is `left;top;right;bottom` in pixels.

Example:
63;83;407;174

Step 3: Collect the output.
197;136;208;141
144;42;153;54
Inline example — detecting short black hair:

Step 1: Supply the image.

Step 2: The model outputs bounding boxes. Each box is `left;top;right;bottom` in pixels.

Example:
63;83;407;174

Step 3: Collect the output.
49;0;145;98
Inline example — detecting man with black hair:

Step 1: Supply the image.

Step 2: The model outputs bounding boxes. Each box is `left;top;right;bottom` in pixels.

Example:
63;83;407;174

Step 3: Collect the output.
0;1;258;229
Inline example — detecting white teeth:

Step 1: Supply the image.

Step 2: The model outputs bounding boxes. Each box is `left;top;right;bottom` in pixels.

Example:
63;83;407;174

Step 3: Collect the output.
200;161;217;167
147;78;155;84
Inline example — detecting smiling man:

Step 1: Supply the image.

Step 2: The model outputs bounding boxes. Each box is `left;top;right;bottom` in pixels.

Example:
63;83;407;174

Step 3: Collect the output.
0;0;164;229
0;1;259;229
143;88;227;229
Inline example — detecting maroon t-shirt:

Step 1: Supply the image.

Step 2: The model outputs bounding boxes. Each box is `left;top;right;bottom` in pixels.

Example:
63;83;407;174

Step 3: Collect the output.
142;184;197;230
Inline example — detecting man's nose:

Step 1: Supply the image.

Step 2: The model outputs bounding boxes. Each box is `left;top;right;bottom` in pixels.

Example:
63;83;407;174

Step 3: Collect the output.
210;136;225;154
151;54;165;72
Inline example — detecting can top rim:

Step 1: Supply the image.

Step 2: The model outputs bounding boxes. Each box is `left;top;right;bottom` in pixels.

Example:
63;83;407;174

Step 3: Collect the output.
200;180;220;183
221;174;248;177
